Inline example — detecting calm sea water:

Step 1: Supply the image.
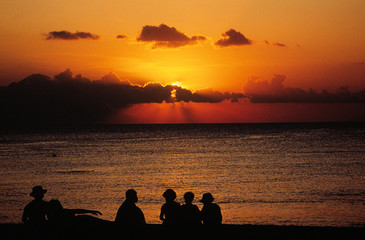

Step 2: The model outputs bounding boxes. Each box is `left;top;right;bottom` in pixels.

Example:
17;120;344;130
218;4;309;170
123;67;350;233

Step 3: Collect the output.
0;123;364;227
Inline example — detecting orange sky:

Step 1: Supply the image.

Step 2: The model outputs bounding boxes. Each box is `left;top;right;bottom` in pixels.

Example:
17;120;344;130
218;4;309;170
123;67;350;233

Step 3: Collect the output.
1;0;364;123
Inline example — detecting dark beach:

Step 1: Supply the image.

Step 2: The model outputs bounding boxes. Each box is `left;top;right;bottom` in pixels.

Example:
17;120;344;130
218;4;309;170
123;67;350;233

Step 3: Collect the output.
1;223;364;240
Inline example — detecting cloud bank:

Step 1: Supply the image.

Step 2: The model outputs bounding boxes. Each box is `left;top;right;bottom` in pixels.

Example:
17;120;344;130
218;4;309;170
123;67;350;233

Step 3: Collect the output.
0;70;244;124
137;24;206;48
46;31;100;40
215;29;252;47
175;88;244;103
244;74;365;103
1;70;363;124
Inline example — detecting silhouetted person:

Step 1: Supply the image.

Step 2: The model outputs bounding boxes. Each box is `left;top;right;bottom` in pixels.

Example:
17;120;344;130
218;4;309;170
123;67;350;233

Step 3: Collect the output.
22;186;49;240
180;192;201;226
115;189;146;227
47;199;102;224
115;189;146;239
22;186;49;225
160;189;181;226
47;199;107;239
200;193;222;225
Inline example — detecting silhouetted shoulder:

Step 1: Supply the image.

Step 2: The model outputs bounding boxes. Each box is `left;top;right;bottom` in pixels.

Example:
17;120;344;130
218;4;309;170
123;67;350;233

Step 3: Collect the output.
160;202;181;225
115;189;146;228
22;200;49;224
115;201;145;226
201;203;222;225
180;204;201;225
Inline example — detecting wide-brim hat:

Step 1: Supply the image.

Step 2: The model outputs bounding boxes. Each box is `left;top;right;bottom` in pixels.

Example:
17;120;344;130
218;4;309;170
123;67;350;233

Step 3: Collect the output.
200;193;214;203
30;186;47;197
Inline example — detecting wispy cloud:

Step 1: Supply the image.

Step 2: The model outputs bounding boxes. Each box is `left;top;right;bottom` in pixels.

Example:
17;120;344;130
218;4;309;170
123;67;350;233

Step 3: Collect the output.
264;40;287;47
116;34;128;40
46;30;100;40
273;42;286;47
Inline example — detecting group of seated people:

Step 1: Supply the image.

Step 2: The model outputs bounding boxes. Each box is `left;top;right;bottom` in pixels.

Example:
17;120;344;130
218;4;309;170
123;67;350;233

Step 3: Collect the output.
22;186;222;229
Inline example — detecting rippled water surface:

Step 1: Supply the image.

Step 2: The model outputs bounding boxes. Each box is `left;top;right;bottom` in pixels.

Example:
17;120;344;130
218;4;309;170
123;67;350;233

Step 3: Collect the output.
0;123;364;226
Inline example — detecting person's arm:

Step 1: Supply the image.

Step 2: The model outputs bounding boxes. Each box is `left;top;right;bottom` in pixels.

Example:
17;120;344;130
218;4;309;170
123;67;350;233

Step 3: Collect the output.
140;210;146;225
217;205;222;224
194;205;202;224
159;206;165;222
115;206;122;223
22;205;29;223
200;206;205;222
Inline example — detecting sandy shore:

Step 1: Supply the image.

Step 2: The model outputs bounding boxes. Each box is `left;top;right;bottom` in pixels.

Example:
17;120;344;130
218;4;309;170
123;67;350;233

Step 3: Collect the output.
1;223;364;240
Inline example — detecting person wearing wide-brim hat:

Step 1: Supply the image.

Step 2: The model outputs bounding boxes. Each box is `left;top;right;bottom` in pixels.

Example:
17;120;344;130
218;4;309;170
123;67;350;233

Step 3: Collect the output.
200;193;222;225
200;193;214;204
22;186;49;225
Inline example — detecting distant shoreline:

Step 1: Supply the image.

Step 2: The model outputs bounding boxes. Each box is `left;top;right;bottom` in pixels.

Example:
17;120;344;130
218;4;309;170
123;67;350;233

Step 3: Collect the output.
1;121;364;130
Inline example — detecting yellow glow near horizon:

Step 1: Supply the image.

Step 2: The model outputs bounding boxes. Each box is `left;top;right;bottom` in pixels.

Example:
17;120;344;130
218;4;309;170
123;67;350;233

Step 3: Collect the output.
171;81;183;88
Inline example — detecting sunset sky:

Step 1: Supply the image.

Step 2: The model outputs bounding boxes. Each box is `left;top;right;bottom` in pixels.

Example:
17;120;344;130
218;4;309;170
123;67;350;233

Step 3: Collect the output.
1;0;364;123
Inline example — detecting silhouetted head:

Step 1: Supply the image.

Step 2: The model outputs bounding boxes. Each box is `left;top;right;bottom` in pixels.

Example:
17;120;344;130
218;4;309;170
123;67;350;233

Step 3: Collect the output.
30;186;47;199
48;199;64;214
163;189;177;202
184;192;194;204
200;193;214;204
125;189;138;203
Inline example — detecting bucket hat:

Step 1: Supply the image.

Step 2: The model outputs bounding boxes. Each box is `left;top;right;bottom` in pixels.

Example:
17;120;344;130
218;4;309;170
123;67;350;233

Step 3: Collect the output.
200;193;214;204
30;186;47;197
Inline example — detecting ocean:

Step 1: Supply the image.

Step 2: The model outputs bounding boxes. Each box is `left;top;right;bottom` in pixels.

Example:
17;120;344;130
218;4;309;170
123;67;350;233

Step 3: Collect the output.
0;123;364;227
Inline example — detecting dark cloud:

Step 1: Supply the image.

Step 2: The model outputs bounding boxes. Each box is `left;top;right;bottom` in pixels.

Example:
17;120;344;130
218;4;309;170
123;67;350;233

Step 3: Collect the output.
96;72;130;85
46;31;100;40
137;24;206;48
175;88;245;103
244;74;365;103
264;40;286;47
215;29;252;47
191;35;207;41
273;42;286;47
0;70;245;124
116;34;127;39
